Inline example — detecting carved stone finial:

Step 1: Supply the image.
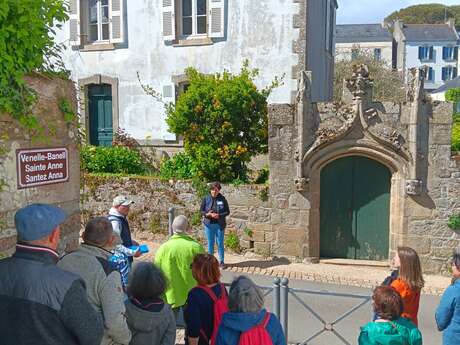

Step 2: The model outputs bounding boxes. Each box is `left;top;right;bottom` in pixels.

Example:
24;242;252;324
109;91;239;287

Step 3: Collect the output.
345;64;373;103
405;179;422;196
295;177;309;192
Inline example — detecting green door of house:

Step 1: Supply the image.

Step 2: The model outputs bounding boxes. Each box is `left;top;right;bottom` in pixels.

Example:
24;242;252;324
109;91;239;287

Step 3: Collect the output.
88;84;113;146
320;156;391;261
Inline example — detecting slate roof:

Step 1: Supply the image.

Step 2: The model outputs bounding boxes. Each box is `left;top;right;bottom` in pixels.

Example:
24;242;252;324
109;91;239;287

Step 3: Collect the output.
402;24;458;42
433;76;460;93
335;24;392;44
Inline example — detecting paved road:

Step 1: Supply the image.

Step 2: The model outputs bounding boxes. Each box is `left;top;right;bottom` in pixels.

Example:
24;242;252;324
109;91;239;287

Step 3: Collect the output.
222;271;442;345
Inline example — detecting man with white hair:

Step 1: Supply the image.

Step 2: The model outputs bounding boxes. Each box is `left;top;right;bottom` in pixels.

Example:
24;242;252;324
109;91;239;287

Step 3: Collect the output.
155;215;204;323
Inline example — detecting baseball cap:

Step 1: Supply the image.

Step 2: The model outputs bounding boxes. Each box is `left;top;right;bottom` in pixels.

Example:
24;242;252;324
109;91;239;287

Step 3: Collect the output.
14;204;67;241
112;195;134;207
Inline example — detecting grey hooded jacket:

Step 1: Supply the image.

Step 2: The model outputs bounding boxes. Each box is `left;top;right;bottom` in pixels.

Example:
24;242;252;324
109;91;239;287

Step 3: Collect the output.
58;243;132;345
125;300;176;345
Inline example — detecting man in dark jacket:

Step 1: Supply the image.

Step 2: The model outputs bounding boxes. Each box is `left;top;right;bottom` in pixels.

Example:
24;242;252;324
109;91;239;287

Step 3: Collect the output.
0;203;104;345
200;182;230;267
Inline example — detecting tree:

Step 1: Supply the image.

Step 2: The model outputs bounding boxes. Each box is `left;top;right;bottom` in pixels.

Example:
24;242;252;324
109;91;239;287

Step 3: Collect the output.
446;88;460;152
385;4;460;29
0;0;68;128
165;62;281;182
334;49;405;103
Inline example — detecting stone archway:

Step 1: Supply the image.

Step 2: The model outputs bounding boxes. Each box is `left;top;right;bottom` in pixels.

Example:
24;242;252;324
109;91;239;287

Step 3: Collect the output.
306;145;408;262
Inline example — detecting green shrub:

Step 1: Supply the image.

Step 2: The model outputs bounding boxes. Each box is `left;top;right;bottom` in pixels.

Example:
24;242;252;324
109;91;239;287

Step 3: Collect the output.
453;114;460;153
448;214;460;230
190;211;202;227
81;145;147;174
163;61;281;182
224;231;241;253
254;165;269;184
159;152;196;180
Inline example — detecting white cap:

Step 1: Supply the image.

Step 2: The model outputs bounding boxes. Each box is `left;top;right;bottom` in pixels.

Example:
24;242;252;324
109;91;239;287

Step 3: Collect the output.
112;195;134;207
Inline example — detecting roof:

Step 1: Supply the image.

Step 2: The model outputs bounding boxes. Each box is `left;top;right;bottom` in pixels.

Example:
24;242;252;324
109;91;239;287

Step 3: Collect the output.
432;76;460;94
335;24;392;43
402;24;458;42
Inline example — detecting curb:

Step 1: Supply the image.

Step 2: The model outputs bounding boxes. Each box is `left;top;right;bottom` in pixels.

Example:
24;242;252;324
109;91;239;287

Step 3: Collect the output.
223;265;444;296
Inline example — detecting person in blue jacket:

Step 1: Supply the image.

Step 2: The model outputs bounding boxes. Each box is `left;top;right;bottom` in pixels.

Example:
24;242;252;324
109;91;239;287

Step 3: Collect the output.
200;182;230;268
216;276;286;345
436;251;460;345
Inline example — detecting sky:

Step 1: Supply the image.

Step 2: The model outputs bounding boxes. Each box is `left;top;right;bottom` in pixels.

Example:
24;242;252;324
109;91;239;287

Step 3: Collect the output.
337;0;459;24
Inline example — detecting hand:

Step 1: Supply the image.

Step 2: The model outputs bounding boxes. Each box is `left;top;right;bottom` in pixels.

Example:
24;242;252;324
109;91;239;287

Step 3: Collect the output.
133;250;142;258
132;240;139;246
212;212;219;219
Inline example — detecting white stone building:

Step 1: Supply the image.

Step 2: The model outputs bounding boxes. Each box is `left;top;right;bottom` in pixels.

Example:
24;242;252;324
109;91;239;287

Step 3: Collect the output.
335;24;393;66
55;0;337;150
393;20;459;91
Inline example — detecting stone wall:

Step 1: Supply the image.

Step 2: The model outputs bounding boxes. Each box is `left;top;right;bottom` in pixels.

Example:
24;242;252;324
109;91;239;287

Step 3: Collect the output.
80;175;271;253
0;75;80;256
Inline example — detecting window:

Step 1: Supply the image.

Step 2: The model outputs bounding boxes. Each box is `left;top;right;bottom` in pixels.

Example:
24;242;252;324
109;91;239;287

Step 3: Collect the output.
89;0;109;42
442;66;458;81
162;0;225;42
180;0;207;36
374;48;381;61
424;67;434;82
443;46;458;61
69;0;125;47
418;46;433;61
351;49;359;61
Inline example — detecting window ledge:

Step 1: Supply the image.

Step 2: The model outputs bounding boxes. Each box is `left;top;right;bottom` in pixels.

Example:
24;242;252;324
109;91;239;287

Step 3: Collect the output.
173;37;213;47
80;43;116;52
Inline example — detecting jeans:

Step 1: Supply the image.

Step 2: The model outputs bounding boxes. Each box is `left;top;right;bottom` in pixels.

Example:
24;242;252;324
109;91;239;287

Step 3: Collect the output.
204;223;225;264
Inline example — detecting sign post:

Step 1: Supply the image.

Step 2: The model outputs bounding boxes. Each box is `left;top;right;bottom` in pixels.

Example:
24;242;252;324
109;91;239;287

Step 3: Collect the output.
16;148;69;189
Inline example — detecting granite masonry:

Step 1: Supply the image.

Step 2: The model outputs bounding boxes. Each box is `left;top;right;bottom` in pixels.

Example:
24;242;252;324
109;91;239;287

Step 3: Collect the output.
0;75;81;256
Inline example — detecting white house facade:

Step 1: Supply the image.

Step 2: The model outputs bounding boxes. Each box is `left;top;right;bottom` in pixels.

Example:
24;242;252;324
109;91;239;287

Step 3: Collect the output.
55;0;337;149
335;24;393;66
393;20;459;91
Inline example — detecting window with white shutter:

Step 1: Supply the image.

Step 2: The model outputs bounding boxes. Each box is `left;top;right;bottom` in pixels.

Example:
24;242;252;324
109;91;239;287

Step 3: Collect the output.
162;0;176;41
209;0;224;38
69;0;81;46
109;0;124;43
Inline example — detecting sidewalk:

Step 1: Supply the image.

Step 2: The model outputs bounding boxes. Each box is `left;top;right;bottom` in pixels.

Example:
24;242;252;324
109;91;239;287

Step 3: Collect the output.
139;239;450;296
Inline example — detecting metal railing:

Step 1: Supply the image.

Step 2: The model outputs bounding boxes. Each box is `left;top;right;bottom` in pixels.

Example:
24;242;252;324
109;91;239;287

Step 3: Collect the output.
223;278;371;345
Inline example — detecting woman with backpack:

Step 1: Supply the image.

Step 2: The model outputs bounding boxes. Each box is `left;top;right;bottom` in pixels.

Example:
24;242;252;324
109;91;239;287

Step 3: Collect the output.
184;253;228;345
216;276;286;345
359;286;422;345
387;247;425;326
435;251;460;345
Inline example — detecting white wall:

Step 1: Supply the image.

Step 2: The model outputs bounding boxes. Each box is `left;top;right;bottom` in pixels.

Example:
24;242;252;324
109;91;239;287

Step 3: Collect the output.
335;42;393;66
55;0;299;143
405;42;458;90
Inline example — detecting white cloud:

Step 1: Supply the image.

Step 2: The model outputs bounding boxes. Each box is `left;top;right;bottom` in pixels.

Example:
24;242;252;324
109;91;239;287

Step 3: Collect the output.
337;0;459;24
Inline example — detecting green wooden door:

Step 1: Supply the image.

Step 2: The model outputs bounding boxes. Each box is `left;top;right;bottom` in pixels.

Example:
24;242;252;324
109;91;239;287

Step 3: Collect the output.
320;156;391;260
88;84;113;146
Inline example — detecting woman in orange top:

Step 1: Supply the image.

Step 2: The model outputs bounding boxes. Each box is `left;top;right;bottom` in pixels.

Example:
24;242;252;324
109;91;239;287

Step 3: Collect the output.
390;247;425;326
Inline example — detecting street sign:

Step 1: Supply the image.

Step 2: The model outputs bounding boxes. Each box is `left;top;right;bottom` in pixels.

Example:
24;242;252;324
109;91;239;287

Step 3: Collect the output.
16;148;69;189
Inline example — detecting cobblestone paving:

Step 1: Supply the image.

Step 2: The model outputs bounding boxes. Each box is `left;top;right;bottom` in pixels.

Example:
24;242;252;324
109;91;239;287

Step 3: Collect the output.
138;239;450;296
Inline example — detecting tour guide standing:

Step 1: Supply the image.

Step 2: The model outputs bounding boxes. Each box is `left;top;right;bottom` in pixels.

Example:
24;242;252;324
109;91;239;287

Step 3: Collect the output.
0;204;103;345
108;195;139;263
200;182;230;267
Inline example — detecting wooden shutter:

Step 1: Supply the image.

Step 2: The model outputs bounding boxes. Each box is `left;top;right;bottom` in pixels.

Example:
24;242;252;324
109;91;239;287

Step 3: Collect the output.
162;0;176;41
442;67;446;81
109;0;124;43
429;46;434;60
208;0;225;38
442;47;447;60
455;47;459;61
454;67;458;78
428;68;434;81
69;0;80;46
418;47;422;60
162;84;176;140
